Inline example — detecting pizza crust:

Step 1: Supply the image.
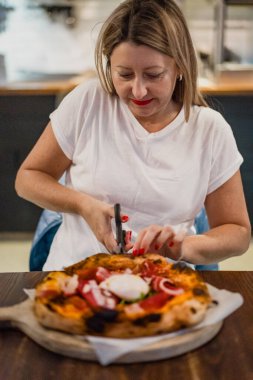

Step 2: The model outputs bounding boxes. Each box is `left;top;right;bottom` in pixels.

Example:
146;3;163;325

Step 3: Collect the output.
34;253;211;338
34;297;208;338
34;302;85;335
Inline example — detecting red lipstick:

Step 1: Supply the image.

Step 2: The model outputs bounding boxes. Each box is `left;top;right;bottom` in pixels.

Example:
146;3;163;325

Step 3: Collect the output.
131;98;153;106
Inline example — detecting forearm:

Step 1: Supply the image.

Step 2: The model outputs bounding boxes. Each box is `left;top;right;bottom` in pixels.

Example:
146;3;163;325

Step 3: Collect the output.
16;168;121;253
15;169;93;217
182;224;251;265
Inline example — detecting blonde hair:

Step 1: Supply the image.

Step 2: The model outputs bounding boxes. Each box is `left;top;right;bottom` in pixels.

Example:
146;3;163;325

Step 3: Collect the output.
95;0;207;121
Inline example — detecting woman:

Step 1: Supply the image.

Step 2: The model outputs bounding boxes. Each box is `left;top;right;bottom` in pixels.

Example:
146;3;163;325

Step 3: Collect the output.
15;0;251;270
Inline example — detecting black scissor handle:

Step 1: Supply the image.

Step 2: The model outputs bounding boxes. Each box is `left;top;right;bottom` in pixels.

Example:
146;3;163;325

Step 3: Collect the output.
114;203;124;253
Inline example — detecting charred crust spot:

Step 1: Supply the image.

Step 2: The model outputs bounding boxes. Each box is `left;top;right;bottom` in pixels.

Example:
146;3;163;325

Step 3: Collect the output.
45;295;67;311
154;259;162;264
190;307;197;314
86;315;105;333
48;295;66;305
133;313;161;326
94;309;118;322
45;275;54;281
46;303;55;312
212;299;219;305
86;309;119;333
192;287;207;296
156;330;165;335
171;262;192;273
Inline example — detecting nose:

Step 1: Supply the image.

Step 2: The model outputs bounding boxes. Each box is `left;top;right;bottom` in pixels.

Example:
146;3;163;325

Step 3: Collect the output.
131;77;148;99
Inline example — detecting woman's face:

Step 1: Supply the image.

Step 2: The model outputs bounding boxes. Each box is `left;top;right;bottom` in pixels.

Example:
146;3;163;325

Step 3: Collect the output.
110;42;180;126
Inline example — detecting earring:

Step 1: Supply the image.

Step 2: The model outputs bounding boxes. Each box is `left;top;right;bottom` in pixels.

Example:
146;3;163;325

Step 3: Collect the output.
179;74;183;81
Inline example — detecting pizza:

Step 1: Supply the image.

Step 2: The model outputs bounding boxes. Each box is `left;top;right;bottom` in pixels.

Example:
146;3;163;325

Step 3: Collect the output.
34;253;212;338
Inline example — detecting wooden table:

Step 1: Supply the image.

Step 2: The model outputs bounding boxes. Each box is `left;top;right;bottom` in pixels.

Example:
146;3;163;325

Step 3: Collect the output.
0;271;252;380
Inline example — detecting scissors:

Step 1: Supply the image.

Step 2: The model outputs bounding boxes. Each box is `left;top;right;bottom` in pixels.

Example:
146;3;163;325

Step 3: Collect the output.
114;203;126;253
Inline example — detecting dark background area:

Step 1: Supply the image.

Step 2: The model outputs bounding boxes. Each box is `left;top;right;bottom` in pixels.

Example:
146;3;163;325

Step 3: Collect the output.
0;94;55;232
0;93;252;233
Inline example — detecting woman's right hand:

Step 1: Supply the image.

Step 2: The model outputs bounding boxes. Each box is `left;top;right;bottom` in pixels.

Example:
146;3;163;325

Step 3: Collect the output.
79;197;131;253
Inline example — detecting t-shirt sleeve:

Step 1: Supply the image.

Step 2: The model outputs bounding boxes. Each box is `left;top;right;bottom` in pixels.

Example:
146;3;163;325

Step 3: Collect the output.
49;80;96;159
207;112;243;194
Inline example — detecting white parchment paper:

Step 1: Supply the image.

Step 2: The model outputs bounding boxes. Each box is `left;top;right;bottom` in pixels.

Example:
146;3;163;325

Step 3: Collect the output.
24;284;243;365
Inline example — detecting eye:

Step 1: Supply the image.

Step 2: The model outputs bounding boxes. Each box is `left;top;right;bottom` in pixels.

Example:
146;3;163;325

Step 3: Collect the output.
145;72;163;79
118;73;133;79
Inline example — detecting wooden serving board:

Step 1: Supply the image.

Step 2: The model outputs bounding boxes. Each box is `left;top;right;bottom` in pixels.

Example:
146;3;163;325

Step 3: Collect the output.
0;299;222;364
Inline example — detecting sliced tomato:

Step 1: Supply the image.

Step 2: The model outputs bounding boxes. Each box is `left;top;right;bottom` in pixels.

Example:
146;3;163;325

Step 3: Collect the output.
77;278;88;294
95;267;111;283
151;276;184;296
76;266;111;283
139;292;170;311
139;260;161;277
77;279;117;310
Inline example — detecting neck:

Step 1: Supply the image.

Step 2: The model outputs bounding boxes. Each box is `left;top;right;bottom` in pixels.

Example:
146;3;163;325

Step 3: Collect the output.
137;103;182;133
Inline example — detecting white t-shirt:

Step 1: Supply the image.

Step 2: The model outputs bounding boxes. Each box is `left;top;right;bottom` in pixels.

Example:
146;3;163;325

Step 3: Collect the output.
43;79;243;270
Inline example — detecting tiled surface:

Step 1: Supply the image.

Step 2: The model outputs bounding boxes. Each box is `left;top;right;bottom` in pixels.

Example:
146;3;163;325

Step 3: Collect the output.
0;238;252;272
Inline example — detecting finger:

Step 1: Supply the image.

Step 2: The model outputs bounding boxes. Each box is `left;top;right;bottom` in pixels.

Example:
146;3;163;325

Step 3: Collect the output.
134;225;162;254
104;231;118;253
108;205;116;218
173;230;187;243
111;205;129;222
124;230;131;244
154;226;175;250
133;228;147;251
125;242;134;252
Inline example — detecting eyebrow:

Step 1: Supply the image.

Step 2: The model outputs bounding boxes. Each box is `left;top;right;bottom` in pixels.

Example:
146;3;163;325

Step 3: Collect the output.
114;65;164;70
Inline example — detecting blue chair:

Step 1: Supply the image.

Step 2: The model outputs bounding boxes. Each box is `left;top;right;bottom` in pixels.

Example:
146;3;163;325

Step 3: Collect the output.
29;210;62;271
29;208;218;271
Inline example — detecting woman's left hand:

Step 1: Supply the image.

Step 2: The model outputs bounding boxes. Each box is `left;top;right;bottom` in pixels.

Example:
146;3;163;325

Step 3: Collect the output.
133;224;185;260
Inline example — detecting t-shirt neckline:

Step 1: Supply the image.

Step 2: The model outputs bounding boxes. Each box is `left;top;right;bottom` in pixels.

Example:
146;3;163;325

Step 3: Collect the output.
121;101;185;140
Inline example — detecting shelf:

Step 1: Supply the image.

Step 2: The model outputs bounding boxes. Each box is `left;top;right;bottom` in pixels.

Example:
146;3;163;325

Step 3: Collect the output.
224;0;253;5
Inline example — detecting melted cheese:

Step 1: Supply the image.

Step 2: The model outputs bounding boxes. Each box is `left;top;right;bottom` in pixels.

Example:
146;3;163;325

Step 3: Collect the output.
99;274;150;301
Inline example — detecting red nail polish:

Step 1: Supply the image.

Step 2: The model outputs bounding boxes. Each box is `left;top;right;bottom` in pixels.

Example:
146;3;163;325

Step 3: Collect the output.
132;249;138;256
139;248;145;255
122;215;129;222
155;244;160;250
169;241;174;247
